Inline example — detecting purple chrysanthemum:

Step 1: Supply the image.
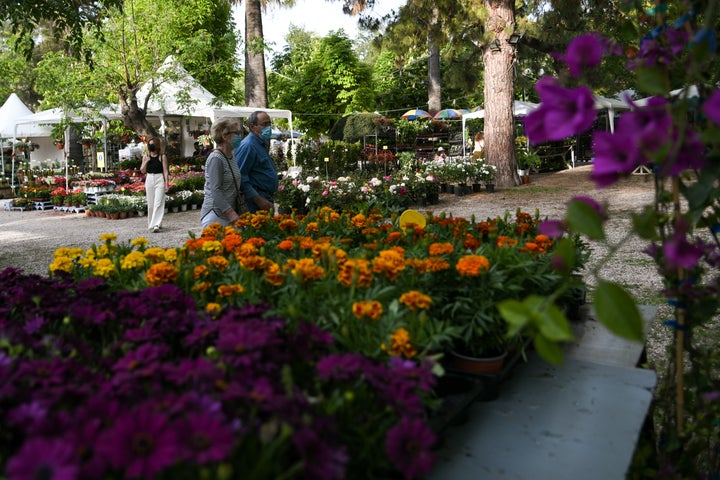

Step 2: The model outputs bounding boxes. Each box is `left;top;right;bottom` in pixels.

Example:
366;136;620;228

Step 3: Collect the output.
524;77;597;144
702;88;720;125
179;411;235;464
385;416;436;480
317;353;369;381
6;437;79;480
293;427;348;480
95;405;180;478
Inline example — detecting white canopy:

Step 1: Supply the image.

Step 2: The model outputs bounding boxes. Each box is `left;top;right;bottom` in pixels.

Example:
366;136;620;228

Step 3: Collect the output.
1;94;53;175
592;94;631;133
461;101;539;156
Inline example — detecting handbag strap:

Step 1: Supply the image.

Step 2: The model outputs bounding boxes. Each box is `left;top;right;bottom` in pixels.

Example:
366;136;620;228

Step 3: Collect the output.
214;148;242;203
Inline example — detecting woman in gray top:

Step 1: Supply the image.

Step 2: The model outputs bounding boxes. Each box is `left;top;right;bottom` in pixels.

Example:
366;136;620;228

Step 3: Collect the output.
200;118;244;228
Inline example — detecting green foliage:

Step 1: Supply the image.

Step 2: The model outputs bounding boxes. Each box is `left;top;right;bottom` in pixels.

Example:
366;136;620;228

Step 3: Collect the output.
342;113;379;143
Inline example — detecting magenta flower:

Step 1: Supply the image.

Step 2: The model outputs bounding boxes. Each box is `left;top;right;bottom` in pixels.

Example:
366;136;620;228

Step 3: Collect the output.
563;33;605;77
95;405;180;478
524;77;597;144
702;88;720;125
663;231;703;270
179;411;235;464
293;427;348;480
570;195;607;219
539;219;566;238
589;130;644;187
385;417;436;480
6;437;79;480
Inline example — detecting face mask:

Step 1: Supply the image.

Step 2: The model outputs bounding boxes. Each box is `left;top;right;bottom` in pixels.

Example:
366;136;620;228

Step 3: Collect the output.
230;134;242;149
148;144;157;152
260;126;272;142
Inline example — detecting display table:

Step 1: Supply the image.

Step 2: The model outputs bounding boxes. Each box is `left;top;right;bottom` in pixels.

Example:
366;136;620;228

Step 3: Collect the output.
430;305;657;480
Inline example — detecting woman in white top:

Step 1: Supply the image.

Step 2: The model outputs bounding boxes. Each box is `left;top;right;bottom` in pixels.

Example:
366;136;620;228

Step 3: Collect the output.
473;132;485;156
200;118;244;228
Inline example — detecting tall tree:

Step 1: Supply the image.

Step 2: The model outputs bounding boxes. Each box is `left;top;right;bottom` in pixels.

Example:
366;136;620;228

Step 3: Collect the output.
483;0;517;188
244;0;268;106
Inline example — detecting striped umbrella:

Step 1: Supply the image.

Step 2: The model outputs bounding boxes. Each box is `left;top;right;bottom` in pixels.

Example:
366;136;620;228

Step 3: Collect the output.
401;109;432;120
433;108;463;119
471;105;483;112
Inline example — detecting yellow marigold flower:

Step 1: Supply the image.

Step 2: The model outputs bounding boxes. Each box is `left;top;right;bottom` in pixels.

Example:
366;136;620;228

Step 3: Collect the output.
206;255;230;271
121;251;146;270
456;255;490;276
496;236;518;248
49;256;74;274
264;261;285;286
399;290;432;310
278;239;294;251
250;214;270;229
93;258;116;278
131;237;149;248
78;257;96;270
297;236;315;250
352;300;383;320
306;222;319;233
286;258;325;282
193;265;209;278
371;249;406;281
237;243;258;257
223;225;237;236
428;242;454;256
205;302;222;317
145;261;178;286
337;258;373;287
99;233;117;243
279;218;298;231
201;240;223;254
221;233;243;252
54;247;84;260
192;281;212;293
218;284;244;297
144;247;167;262
95;245;109;258
382;327;417;358
351;213;368;229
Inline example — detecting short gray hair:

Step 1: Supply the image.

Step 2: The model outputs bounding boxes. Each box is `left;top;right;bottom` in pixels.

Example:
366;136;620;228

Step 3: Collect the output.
210;118;240;145
247;110;268;127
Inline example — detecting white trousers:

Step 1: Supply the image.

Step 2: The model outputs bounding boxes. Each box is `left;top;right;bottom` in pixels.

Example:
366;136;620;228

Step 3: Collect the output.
145;173;166;229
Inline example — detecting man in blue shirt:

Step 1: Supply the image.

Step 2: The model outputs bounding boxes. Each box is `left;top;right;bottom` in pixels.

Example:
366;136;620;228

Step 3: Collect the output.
234;111;278;213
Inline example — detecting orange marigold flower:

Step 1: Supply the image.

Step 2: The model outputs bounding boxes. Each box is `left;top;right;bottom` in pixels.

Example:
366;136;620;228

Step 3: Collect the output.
221;233;243;252
428;242;454;256
279;218;298;231
535;234;552;247
361;227;379;236
297;236;315;250
406;258;427;273
146;262;178;286
218;283;244;297
372;249;406;281
286;258;325;282
306;222;319;233
523;242;542;253
205;302;222;317
424;257;450;272
337;258;373;287
240;255;266;270
250;214;270;229
382;327;417;358
464;234;481;251
245;237;266;248
237;243;258;257
193;265;209;278
516;211;533;224
516;223;532;236
476;221;497;236
351;213;368;229
192;281;212;293
496;236;518;248
201;223;224;238
264;261;285;286
456;255;490;276
206;255;230;271
352;300;383;320
399;290;432;310
278;239;294;251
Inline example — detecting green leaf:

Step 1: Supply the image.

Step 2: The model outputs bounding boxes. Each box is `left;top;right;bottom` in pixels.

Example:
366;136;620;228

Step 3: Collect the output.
533;334;564;365
636;66;668;95
594;281;644;341
497;299;531;337
535;303;574;342
567;199;605;240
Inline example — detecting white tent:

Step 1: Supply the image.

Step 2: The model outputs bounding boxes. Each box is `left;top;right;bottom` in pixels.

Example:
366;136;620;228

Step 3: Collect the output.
593;94;631;133
461;101;539;156
0;94;54;176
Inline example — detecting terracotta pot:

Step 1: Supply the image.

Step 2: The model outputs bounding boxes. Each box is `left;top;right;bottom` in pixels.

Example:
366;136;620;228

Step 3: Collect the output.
449;350;508;375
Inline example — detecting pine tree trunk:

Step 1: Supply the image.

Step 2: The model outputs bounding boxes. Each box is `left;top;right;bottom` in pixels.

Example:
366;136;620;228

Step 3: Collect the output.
245;0;268;108
427;6;442;114
483;0;519;188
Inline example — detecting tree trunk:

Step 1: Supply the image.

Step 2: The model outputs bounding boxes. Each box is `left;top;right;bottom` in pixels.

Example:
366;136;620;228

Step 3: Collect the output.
118;87;157;140
483;0;518;188
427;6;442;114
245;0;268;108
